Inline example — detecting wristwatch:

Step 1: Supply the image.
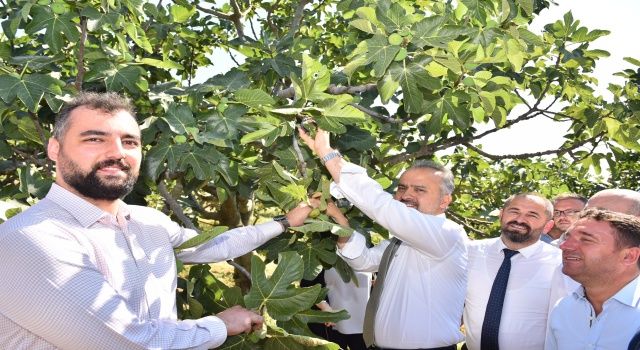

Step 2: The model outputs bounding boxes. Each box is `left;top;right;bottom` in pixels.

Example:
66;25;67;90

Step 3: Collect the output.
274;215;290;231
320;150;342;165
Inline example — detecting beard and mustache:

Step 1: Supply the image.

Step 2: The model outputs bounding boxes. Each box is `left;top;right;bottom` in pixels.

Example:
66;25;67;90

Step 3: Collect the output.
501;220;539;243
58;151;137;201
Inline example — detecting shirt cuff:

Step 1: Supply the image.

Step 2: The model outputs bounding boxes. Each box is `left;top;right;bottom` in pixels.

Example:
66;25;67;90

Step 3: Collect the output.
195;316;228;349
337;232;366;259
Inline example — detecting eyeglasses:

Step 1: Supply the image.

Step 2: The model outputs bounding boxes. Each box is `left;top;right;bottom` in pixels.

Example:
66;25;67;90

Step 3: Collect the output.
553;209;581;218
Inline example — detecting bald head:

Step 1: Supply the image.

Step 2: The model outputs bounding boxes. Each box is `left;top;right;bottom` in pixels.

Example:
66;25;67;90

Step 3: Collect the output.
586;189;640;217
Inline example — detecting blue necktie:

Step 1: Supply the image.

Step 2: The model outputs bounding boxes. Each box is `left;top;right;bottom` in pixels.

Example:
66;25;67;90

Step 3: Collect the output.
628;330;640;350
481;248;519;350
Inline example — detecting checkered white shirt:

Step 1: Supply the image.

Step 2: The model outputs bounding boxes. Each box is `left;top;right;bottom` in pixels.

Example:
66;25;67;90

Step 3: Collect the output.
0;184;283;349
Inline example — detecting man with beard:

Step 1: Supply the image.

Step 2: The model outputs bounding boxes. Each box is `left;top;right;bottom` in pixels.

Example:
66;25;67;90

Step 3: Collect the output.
299;128;468;350
0;92;316;349
540;193;587;244
545;209;640;350
463;193;560;350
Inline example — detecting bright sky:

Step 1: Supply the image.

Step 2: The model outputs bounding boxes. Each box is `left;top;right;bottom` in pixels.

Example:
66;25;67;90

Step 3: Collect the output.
198;1;640;156
478;0;640;155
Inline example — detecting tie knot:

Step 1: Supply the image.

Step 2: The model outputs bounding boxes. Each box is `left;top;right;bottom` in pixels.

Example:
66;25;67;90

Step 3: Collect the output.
503;248;519;259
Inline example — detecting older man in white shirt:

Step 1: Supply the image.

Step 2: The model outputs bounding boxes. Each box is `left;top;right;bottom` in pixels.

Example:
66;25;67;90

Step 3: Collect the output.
299;128;468;350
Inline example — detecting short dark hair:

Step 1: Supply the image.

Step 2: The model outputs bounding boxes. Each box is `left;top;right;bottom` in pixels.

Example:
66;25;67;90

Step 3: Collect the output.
408;160;454;195
53;92;136;140
580;208;640;251
503;192;553;219
552;193;587;206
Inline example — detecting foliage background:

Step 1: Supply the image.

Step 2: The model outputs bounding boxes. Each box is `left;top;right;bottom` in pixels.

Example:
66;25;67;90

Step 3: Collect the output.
1;0;639;348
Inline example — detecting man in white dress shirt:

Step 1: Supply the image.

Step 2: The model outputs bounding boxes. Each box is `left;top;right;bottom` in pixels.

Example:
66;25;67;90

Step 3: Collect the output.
0;92;316;349
463;193;560;350
545;209;640;350
299;128;468;350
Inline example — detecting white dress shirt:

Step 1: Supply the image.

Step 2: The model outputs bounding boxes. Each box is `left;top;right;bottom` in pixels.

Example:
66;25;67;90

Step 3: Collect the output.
547;264;580;314
0;184;283;350
545;276;640;350
336;163;469;348
323;268;371;334
464;237;561;350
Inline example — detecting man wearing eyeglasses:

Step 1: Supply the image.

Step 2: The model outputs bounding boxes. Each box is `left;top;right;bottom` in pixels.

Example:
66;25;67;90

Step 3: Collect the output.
540;193;587;244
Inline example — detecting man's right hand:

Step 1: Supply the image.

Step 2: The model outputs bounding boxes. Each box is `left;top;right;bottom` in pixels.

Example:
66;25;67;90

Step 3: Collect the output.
298;126;333;158
216;305;264;335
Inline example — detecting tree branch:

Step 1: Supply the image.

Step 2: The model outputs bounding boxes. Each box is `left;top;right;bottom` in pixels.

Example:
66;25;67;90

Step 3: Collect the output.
532;53;562;110
196;3;245;39
265;0;281;36
513;89;531;109
226;259;251;280
196;4;233;20
292;132;307;177
384;143;437;165
446;210;490;237
27;112;52;173
157;180;198;231
75;16;87;91
276;83;377;99
462;132;603;160
289;0;310;36
348;103;402;123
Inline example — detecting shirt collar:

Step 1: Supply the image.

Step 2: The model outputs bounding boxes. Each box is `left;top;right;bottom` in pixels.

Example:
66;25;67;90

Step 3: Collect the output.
46;183;129;227
573;276;640;307
494;236;544;258
610;275;640;307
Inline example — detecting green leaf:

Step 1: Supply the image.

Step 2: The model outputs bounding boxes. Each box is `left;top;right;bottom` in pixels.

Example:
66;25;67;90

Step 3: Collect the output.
0;73;63;112
506;38;524;71
204;69;251;91
349;18;376;34
201;110;240;147
292;220;354;237
411;16;446;48
25;7;79;52
240;126;279;145
298;238;338;280
178;144;222;180
81;7;120;30
623;57;640;67
105;65;146;93
375;1;409;32
235;89;276;109
389;62;441;114
144;138;188;180
174;226;229;251
377;72;400;103
365;35;400;78
301;54;331;100
123;22;153;53
170;4;195;23
245;252;322;321
516;0;533;16
337;126;377;151
139;58;184;70
163;103;196;134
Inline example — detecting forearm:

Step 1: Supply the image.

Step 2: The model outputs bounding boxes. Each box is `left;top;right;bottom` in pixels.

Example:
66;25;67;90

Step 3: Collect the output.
177;221;283;263
337;232;387;272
